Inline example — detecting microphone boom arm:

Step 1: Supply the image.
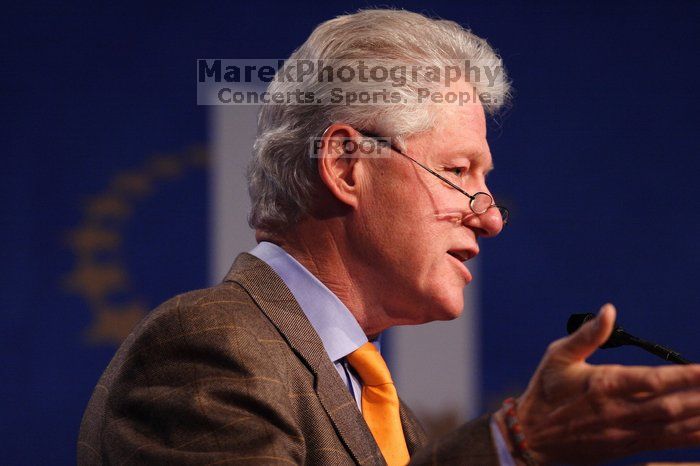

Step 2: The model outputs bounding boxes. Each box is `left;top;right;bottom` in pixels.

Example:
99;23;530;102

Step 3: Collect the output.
567;313;691;365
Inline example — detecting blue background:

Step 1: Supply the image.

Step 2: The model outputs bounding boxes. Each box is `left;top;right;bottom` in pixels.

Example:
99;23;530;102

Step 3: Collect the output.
3;1;699;464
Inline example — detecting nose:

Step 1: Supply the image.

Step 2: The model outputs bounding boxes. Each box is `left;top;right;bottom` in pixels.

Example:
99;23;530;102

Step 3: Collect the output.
462;203;504;238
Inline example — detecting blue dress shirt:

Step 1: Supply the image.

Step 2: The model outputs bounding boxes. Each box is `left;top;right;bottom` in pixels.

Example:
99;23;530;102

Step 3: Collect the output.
249;241;514;465
249;241;371;411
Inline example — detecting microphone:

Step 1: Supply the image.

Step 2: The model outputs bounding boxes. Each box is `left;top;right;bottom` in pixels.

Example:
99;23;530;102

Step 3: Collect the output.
567;313;691;365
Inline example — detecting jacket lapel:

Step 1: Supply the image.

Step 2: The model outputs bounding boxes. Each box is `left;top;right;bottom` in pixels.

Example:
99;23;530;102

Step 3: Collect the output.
399;399;429;454
225;253;384;465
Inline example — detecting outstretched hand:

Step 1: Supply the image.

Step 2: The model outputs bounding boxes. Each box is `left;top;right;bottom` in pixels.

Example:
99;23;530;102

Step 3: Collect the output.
497;304;700;465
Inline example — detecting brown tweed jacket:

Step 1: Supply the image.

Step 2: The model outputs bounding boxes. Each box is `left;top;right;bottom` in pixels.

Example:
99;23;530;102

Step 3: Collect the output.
78;253;499;465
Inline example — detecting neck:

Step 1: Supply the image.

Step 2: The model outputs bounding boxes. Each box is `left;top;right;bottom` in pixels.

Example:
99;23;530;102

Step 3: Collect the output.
256;219;391;337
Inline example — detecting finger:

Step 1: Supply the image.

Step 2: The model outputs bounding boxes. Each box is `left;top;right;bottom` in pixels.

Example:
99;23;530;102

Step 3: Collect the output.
543;387;700;433
555;303;616;362
595;364;700;397
626;389;700;424
527;421;700;465
635;412;700;437
638;429;700;452
533;403;700;462
588;425;700;460
544;378;700;430
612;422;700;454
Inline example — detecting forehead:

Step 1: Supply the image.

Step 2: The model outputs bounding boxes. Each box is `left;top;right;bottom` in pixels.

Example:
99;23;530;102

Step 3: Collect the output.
435;97;487;140
409;96;491;168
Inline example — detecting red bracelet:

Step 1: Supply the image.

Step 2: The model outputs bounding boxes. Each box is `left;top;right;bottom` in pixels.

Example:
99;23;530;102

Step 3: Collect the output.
502;397;539;466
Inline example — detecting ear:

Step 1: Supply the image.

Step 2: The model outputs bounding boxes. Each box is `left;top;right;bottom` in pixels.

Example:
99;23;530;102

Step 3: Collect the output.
316;123;366;209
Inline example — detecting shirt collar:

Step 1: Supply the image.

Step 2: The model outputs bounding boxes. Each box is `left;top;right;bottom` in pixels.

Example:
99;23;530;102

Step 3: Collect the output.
249;241;370;362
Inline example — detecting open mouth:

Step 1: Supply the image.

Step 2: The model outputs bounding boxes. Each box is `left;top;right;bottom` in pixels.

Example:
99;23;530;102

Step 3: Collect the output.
447;250;470;262
446;250;473;282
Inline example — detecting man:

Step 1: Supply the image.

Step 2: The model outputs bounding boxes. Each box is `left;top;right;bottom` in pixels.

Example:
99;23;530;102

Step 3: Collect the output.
79;9;700;465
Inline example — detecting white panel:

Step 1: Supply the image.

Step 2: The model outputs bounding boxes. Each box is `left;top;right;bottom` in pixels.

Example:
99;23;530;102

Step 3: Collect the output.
209;104;260;284
389;263;480;427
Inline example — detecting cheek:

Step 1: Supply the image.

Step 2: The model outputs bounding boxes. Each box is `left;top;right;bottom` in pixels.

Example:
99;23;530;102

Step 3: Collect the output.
354;169;454;273
358;177;420;236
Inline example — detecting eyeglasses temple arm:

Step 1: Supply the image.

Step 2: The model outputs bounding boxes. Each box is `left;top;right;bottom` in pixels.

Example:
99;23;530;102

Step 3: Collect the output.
360;131;508;224
361;132;476;201
395;151;476;200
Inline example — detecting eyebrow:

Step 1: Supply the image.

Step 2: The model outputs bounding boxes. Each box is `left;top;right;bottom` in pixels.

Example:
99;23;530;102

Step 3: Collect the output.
362;130;495;173
450;147;494;174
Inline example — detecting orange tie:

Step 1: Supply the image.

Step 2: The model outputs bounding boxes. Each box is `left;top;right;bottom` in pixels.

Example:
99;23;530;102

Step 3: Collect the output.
346;342;410;466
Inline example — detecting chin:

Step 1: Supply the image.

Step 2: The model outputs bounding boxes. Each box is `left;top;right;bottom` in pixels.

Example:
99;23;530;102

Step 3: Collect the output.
392;275;467;325
422;288;465;322
438;302;465;321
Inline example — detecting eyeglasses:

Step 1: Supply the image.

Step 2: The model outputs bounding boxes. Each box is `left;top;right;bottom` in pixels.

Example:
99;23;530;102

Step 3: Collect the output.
360;131;509;226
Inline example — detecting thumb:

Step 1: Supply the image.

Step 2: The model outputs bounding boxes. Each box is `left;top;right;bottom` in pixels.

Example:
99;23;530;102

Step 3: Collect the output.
557;303;617;362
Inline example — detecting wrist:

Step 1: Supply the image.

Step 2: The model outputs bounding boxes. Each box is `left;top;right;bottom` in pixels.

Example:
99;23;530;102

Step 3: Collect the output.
497;397;541;466
493;408;527;466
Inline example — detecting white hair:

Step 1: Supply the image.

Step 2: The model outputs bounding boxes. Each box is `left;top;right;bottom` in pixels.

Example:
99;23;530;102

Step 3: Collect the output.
248;8;511;231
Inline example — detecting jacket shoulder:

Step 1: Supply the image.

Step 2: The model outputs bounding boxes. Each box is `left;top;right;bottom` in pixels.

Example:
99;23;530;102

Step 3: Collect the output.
78;281;303;465
129;281;274;344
